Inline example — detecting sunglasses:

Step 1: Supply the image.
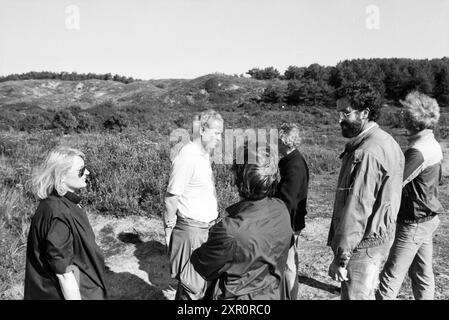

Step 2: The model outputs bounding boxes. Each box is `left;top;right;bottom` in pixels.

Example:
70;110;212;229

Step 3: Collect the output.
78;166;88;178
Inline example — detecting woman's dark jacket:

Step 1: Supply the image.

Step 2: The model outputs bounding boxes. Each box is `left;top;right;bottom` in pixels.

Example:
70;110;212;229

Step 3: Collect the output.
275;149;309;232
191;198;293;300
24;191;108;300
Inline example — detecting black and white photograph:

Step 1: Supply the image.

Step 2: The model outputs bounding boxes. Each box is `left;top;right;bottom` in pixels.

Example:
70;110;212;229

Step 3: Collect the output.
1;0;449;306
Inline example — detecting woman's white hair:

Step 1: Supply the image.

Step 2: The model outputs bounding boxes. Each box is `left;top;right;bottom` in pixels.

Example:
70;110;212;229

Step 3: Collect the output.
32;146;85;199
400;91;440;130
279;123;302;149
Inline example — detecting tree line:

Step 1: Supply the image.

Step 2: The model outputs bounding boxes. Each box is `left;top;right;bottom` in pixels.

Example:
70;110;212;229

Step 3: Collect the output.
0;71;138;84
249;58;449;107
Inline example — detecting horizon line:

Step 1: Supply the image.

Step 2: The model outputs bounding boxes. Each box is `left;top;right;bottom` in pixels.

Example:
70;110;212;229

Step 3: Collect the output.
1;55;449;81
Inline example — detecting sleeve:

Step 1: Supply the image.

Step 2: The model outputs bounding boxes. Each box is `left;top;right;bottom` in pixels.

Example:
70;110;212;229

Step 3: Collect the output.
331;151;384;266
191;221;236;281
166;153;196;196
45;218;74;275
403;148;424;186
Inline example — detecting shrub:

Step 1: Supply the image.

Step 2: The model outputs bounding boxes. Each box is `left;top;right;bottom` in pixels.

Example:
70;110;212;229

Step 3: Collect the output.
0;110;22;131
77;133;171;217
261;84;285;103
247;67;280;80
285;80;334;107
51;109;79;134
204;78;220;94
284;65;306;80
76;112;98;132
89;100;117;121
103;111;129;132
18;113;51;132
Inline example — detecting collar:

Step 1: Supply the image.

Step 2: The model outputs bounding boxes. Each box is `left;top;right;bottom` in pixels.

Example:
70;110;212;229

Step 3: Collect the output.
280;148;299;164
407;129;434;146
358;122;378;137
190;140;210;158
63;191;82;205
340;123;378;158
225;198;268;216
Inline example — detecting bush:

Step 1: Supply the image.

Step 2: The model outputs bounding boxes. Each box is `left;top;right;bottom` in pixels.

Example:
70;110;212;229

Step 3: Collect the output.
78;133;171;216
247;67;280;80
204;78;220;94
51;109;79;134
18;113;51;132
261;84;285;103
76;112;98;132
0;110;22;130
285;80;334;107
284;66;306;80
89;100;117;121
103;111;129;132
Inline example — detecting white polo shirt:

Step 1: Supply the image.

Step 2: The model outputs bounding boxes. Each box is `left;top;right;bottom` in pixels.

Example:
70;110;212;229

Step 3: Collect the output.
167;141;218;223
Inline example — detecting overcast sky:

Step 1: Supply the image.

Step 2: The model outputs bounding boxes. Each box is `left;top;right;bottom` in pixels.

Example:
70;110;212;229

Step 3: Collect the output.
1;0;448;79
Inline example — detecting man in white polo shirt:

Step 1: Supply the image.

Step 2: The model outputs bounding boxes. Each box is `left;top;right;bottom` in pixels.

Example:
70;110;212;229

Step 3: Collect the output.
164;109;224;300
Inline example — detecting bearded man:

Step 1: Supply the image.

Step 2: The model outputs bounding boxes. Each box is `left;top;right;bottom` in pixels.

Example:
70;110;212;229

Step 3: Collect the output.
327;82;404;300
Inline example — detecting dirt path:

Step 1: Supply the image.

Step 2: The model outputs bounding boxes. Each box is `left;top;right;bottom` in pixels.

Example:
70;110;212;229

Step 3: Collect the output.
93;200;449;300
89;214;177;300
90;212;342;300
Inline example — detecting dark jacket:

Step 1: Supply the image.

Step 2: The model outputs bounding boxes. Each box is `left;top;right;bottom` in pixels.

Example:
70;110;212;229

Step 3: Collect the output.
398;129;444;223
327;124;404;266
276;149;309;232
24;191;108;300
191;198;292;300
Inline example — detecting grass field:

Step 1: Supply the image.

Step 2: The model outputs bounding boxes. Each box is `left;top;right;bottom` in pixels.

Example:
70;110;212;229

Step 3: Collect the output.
1;99;449;299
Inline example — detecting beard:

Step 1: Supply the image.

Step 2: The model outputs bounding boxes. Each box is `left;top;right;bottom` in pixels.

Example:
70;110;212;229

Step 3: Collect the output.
340;119;363;138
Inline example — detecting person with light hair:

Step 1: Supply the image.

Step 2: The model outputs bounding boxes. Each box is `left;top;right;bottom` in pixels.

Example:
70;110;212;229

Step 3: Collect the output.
24;146;108;300
377;91;444;300
191;143;293;299
164;109;224;300
276;123;309;300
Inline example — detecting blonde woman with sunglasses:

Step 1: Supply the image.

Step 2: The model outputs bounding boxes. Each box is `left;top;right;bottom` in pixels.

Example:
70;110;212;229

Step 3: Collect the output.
24;146;108;300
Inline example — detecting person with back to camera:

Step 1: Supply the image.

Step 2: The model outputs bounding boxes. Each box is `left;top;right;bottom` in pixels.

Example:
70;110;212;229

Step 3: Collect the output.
190;143;293;300
376;92;444;300
276;123;310;300
24;146;108;300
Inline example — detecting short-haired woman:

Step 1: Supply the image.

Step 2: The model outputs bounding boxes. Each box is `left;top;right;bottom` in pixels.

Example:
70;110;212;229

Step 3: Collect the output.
377;92;444;300
24;147;108;300
191;144;293;299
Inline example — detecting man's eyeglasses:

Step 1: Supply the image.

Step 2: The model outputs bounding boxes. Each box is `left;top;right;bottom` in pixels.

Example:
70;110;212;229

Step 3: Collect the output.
78;166;88;178
338;110;357;120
